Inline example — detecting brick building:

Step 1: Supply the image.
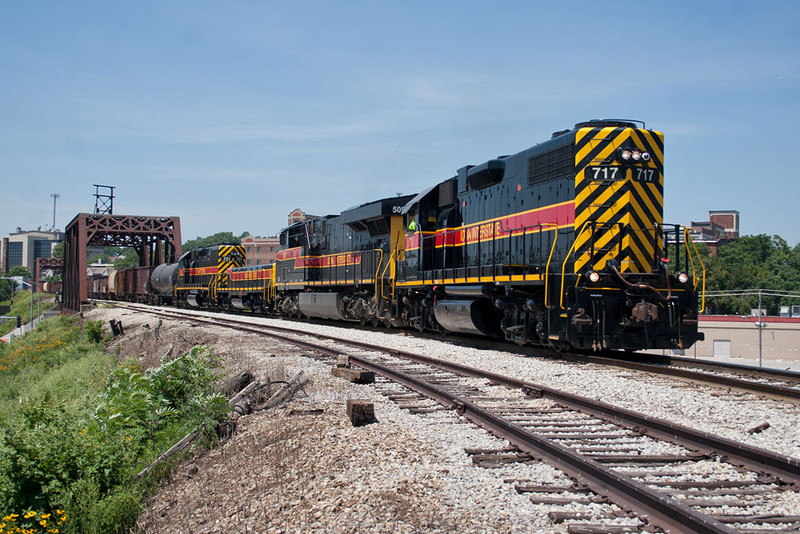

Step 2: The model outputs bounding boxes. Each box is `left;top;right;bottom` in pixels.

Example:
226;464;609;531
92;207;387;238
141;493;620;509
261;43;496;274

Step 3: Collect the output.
240;235;279;266
707;210;740;238
240;210;319;266
288;208;318;226
690;210;740;254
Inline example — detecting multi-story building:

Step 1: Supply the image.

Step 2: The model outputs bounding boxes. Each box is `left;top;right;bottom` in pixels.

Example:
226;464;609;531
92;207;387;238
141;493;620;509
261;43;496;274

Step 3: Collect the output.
707;210;740;239
0;228;63;275
288;208;308;226
240;235;280;266
689;210;740;255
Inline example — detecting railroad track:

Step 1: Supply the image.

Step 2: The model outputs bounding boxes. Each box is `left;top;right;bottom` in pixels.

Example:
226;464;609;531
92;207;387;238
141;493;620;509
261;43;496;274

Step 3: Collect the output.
106;300;800;402
109;302;800;533
542;351;800;403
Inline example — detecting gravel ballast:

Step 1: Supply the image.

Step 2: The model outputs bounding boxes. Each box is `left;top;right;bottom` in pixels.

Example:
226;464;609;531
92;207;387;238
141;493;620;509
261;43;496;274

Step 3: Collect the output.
84;305;800;533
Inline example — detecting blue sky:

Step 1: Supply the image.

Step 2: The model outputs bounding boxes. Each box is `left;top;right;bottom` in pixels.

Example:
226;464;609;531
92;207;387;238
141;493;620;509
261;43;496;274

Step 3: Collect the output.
2;1;799;246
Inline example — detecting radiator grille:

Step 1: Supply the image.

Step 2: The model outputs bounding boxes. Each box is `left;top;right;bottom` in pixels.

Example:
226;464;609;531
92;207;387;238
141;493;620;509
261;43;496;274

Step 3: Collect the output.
527;144;574;185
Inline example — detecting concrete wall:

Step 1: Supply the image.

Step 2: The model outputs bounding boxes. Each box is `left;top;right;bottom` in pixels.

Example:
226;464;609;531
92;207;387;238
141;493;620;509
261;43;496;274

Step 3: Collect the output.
687;316;800;362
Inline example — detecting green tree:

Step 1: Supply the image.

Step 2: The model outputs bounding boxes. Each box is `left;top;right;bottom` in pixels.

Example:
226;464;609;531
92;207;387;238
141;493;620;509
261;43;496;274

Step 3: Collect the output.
699;234;800;315
7;266;32;279
51;241;64;260
0;279;10;302
113;249;140;269
182;231;249;252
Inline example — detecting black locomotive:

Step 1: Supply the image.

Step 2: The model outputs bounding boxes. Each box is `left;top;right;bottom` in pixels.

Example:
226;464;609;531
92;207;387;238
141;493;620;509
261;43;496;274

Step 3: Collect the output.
103;120;706;352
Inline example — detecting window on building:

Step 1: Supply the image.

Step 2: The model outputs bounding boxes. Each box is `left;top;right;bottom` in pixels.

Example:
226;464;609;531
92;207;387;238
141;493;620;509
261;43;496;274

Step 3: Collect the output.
247;260;252;265
247;247;252;253
33;240;52;259
7;242;23;268
257;246;261;252
256;260;261;265
270;246;274;252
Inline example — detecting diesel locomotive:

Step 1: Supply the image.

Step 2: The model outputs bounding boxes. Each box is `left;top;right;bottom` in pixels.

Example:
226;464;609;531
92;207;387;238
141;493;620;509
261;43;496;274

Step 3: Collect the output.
104;120;706;352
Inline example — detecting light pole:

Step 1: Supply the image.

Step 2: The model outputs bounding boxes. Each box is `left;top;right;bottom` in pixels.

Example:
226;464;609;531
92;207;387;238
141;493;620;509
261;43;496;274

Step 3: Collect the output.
754;290;766;368
51;193;60;230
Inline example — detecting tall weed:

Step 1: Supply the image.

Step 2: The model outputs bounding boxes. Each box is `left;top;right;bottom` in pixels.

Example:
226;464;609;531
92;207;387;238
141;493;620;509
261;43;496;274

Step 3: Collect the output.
0;317;230;533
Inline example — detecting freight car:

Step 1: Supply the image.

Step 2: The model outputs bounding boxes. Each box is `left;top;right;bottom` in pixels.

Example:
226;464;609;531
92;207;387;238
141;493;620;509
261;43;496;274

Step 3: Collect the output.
107;120;705;352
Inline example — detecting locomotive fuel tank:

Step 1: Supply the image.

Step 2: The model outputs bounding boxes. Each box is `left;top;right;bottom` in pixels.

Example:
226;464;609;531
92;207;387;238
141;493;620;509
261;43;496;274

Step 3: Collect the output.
433;298;500;337
151;263;180;296
298;292;345;320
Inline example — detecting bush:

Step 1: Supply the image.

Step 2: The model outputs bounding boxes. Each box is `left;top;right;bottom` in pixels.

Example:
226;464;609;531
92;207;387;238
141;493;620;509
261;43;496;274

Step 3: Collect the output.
84;321;104;344
0;333;230;531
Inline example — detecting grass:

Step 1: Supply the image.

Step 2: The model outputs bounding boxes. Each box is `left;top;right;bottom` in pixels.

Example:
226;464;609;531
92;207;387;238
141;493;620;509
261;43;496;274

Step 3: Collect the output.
0;316;230;533
0;291;57;338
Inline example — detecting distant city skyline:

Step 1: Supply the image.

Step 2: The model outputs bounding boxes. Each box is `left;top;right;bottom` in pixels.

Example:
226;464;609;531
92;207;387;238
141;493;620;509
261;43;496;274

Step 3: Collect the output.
1;2;799;246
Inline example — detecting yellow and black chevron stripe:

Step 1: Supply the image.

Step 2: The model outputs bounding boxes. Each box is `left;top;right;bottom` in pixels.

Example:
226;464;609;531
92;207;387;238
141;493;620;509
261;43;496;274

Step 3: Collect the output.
574;126;664;274
217;244;246;285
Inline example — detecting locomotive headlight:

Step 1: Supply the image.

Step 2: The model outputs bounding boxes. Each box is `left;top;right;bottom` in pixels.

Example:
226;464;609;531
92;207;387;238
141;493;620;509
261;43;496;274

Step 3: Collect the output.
676;271;690;284
588;271;601;283
632;150;642;161
620;149;632;161
641;152;651;161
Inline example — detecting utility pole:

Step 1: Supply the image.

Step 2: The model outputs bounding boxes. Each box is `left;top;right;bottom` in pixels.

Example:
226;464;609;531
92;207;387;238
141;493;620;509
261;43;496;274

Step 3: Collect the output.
50;193;60;230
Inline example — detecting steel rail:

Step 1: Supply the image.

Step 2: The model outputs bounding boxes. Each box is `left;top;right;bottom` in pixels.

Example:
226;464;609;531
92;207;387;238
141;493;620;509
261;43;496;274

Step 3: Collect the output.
368;346;800;486
346;353;738;534
552;351;800;401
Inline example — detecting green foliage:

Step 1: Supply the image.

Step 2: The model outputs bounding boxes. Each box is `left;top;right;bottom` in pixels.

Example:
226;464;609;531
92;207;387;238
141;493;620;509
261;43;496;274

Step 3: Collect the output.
0;290;57;337
0;316;82;379
0;318;230;532
0;280;10;303
696;234;800;314
183;231;249;252
84;321;104;344
111;250;140;270
6;267;32;279
149;346;224;408
51;242;65;260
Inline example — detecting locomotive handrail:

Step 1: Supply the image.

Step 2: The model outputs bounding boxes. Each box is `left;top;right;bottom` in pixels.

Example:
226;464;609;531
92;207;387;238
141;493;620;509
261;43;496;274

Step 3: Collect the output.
541;223;559;309
683;227;707;313
558;221;592;310
380;247;395;303
372;248;384;302
264;264;276;306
